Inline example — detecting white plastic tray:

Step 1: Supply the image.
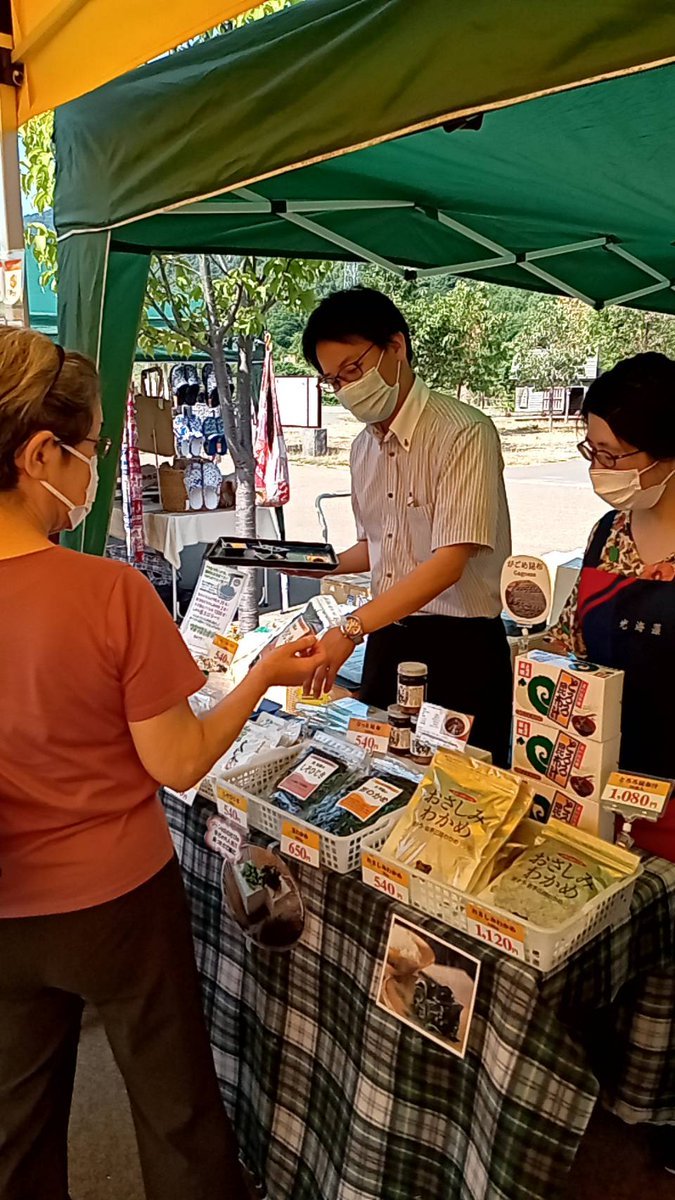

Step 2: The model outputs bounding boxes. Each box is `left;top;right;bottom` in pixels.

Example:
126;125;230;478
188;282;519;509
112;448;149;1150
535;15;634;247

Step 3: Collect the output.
361;844;641;972
218;743;401;874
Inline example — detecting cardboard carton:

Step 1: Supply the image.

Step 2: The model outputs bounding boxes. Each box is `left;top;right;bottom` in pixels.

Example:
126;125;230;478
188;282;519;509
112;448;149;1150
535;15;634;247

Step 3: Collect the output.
514;650;623;743
523;777;615;841
511;715;620;806
320;572;371;608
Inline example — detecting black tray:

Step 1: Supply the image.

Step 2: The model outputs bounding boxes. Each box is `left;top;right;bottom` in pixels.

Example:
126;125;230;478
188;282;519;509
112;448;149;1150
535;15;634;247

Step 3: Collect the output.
207;536;338;572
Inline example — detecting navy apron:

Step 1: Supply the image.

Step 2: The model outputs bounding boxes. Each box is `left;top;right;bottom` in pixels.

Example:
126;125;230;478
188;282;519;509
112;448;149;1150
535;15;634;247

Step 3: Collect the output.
576;511;675;858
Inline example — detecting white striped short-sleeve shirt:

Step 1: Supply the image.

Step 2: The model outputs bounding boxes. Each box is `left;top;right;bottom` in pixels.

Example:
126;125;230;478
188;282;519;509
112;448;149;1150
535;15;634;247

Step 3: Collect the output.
350;376;512;619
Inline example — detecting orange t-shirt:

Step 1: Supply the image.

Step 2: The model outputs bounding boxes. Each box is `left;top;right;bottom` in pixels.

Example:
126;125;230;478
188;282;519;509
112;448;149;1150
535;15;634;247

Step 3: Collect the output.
0;546;205;918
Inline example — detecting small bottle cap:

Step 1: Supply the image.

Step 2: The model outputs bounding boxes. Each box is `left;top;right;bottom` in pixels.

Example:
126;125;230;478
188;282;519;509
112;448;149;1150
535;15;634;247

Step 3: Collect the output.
398;662;427;677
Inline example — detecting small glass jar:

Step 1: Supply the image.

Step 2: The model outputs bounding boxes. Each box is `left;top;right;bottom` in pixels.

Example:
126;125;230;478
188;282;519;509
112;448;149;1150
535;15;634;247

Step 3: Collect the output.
387;705;412;756
410;733;433;766
397;662;428;715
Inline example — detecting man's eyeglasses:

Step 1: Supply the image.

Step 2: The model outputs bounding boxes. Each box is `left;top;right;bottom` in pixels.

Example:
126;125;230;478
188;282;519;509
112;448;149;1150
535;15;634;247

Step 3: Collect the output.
577;439;640;470
318;343;376;394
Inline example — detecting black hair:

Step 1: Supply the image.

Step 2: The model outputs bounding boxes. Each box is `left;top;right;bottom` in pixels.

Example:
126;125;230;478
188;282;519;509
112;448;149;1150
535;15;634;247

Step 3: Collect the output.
582;351;675;459
302;286;413;370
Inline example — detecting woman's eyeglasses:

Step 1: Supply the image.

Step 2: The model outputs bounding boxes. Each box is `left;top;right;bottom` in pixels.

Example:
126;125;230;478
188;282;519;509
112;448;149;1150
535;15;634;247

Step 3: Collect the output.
577;439;640;470
56;435;113;459
318;343;376;394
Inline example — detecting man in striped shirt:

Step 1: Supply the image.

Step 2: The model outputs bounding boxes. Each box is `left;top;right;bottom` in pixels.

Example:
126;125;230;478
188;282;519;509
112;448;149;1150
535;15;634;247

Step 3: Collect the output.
302;287;513;764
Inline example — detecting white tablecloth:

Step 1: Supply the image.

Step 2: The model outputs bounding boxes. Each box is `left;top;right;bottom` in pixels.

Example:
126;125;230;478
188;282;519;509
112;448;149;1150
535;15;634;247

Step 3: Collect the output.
110;503;279;570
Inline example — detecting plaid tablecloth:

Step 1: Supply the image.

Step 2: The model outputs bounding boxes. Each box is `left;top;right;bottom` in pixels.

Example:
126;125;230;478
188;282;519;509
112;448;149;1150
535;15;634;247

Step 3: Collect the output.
164;793;675;1200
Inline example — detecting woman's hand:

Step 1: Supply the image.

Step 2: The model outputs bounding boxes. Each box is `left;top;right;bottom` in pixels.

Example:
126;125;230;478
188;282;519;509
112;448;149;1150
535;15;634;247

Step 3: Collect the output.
256;634;328;688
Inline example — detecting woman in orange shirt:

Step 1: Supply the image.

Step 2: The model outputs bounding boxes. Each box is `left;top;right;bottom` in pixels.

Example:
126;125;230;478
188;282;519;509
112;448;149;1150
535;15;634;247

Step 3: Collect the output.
0;328;325;1200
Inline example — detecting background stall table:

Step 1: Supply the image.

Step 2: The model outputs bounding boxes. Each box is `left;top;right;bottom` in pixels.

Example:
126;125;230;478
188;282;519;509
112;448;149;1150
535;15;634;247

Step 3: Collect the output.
164;793;675;1200
110;502;280;615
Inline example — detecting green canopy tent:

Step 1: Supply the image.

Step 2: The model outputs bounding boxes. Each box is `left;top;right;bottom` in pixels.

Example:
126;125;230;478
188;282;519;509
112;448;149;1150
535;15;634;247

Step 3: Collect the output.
54;0;675;553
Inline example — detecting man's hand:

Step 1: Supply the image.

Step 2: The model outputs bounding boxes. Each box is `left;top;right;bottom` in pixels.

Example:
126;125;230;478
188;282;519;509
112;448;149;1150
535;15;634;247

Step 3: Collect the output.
305;626;355;697
258;634;328;688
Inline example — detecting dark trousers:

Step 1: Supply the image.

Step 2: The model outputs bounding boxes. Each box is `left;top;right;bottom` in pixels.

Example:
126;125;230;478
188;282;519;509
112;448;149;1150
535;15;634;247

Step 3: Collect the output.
360;615;512;767
0;858;247;1200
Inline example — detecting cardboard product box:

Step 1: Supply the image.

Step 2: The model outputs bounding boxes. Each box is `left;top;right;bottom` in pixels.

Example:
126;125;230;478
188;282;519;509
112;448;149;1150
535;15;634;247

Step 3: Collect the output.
321;573;371;608
511;715;621;807
514;650;623;743
522;777;616;841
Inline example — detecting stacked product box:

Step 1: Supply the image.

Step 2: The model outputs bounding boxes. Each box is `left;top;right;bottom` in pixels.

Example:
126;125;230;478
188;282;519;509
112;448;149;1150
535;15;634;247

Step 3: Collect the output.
511;650;624;840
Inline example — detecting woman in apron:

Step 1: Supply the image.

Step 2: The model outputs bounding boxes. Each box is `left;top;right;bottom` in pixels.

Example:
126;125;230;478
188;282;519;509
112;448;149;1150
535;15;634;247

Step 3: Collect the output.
551;351;675;1175
552;351;675;862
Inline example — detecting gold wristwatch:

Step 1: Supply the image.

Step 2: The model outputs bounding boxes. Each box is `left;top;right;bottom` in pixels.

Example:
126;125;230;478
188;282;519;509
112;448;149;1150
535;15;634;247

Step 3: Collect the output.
339;615;365;646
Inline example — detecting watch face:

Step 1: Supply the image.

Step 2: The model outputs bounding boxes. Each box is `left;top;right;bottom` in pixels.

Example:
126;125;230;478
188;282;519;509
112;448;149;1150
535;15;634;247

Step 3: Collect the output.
344;617;363;642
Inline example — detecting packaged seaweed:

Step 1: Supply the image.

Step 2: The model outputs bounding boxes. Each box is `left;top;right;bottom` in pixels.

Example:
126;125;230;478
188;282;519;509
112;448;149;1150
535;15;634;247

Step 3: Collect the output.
303;769;418;836
382;749;531;890
270;733;368;816
485;820;638;927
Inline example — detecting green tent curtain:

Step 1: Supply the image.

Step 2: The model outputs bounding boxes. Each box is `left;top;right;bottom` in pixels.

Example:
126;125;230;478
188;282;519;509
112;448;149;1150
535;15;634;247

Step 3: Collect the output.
54;0;675;553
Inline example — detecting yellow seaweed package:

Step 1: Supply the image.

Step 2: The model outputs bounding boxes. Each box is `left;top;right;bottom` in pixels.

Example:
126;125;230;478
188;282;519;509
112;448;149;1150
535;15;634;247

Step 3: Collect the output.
381;749;529;890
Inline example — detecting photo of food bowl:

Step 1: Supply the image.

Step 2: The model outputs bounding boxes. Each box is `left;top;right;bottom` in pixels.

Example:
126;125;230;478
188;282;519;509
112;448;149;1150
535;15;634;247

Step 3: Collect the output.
222;844;305;951
376;914;480;1058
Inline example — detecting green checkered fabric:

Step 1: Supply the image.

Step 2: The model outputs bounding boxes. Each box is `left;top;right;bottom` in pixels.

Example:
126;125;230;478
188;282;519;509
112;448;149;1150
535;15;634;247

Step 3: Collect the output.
163;793;675;1200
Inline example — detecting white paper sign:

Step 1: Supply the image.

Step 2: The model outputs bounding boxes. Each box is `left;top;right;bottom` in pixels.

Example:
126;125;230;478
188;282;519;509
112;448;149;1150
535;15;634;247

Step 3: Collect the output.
501;556;552;628
165;785;198;807
280;820;321;868
601;771;672;822
181;562;245;672
216;785;249;829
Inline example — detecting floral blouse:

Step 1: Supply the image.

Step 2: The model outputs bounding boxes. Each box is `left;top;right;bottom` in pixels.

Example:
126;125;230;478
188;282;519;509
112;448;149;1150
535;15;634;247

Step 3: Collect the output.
551;511;675;657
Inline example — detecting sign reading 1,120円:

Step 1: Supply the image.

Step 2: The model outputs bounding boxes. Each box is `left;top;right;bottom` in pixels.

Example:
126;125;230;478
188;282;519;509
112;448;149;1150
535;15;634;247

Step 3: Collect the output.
465;903;526;961
601;771;672;821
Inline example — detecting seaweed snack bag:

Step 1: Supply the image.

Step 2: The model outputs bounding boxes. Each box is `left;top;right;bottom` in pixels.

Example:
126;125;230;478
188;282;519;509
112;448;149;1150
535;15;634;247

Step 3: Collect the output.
486;826;628;927
382;750;530;890
270;733;367;816
303;769;418;836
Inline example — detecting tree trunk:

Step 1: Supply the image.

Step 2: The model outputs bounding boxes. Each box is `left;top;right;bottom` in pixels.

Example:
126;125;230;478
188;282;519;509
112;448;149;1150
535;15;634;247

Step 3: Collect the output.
208;331;259;633
235;333;259;632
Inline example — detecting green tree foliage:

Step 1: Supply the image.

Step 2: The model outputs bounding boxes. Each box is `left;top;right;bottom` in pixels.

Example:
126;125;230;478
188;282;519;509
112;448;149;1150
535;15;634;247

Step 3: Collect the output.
512;297;594;391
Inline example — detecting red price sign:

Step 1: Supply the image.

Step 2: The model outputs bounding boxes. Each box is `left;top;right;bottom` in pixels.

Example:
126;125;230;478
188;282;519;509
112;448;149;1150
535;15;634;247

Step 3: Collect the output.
361;851;410;903
466;903;526;961
281;821;321;868
602;771;671;819
347;719;391;755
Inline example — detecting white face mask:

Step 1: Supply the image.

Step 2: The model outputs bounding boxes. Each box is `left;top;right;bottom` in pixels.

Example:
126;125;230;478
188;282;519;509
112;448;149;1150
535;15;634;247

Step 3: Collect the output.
590;462;675;512
338;350;401;424
41;443;99;530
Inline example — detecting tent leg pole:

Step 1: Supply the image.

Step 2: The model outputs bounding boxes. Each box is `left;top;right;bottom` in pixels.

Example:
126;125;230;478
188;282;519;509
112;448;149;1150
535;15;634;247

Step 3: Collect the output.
0;73;27;326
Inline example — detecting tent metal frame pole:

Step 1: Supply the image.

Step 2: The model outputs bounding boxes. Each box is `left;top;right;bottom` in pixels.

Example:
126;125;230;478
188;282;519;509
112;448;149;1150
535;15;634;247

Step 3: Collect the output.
518;259;595;305
418;253;516;278
235;186;408;275
177;199;416;215
524;237;609;260
604;280;671;307
0;8;27;325
604;242;669;283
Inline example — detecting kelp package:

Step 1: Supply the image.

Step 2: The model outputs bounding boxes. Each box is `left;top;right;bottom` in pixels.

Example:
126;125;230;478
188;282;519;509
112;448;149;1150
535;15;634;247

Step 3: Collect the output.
382;749;531;891
485;819;638;927
270;732;368;817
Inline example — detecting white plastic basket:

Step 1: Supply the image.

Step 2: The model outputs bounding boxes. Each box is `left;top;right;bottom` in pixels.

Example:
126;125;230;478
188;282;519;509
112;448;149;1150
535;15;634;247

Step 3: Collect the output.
218;743;401;874
362;846;641;972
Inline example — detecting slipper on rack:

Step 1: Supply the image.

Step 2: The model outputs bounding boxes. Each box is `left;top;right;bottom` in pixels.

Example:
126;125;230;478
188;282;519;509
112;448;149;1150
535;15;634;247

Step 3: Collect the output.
202;461;222;510
184;461;205;511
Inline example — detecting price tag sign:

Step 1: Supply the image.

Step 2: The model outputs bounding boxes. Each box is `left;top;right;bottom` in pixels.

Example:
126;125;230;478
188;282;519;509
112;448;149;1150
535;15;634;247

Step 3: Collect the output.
205;814;245;862
601;771;672;821
281;821;321;868
500;555;552;629
165;785;199;807
215;785;249;829
347;718;391;754
361;851;410;904
466;903;526;961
